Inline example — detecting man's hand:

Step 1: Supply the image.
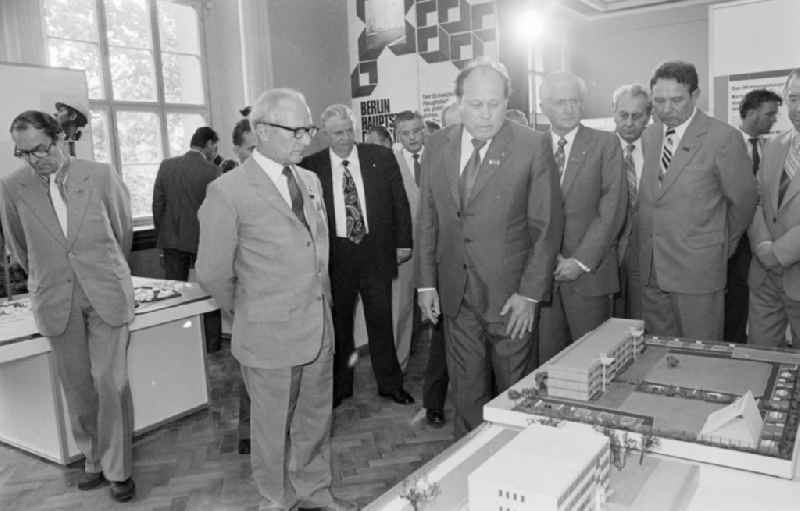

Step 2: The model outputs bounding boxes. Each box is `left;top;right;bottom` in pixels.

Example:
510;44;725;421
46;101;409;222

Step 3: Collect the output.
756;241;781;269
500;293;536;340
417;288;440;324
554;256;585;282
397;248;412;264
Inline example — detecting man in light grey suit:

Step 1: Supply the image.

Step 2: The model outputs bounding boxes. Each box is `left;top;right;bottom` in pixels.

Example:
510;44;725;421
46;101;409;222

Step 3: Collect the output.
417;58;563;436
537;72;626;365
1;111;136;501
196;89;354;511
748;69;800;346
639;61;757;340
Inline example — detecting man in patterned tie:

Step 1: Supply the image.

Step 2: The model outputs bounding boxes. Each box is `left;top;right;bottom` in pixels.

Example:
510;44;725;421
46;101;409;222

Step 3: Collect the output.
612;84;652;320
301;104;414;409
638;61;757;340
748;70;800;347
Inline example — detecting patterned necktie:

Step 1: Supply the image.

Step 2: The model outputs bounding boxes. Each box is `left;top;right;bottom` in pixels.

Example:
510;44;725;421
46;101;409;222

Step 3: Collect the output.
459;138;487;208
749;137;760;175
779;139;800;207
624;143;637;207
342;160;366;243
554;137;567;181
412;152;421;186
282;166;308;230
660;127;676;181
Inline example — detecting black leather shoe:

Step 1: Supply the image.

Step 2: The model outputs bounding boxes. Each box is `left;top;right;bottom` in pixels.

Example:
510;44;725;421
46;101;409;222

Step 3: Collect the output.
110;478;136;502
426;408;445;427
378;388;415;405
238;438;251;455
77;471;107;490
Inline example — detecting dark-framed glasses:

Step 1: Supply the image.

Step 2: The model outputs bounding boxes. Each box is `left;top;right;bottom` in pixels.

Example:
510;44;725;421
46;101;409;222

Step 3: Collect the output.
14;142;55;160
256;121;318;139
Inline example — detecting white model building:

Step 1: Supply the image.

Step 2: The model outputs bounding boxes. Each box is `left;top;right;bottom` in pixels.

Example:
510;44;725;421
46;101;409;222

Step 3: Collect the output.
545;319;646;401
468;423;610;511
699;390;763;448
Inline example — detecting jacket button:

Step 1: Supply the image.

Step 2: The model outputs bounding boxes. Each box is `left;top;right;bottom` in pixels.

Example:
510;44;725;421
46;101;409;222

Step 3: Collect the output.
773;217;777;223
457;212;461;218
306;241;311;247
465;238;472;243
463;264;468;269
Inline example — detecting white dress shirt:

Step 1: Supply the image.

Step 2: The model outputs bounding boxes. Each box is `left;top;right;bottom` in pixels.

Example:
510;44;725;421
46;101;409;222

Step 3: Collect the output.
252;148;292;206
665;108;697;146
330;146;369;237
550;125;580;185
401;146;424;179
739;127;767;163
617;133;644;190
459;128;492;173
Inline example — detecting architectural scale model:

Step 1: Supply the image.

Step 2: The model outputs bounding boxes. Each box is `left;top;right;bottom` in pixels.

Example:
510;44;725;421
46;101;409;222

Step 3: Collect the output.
468;423;610;511
484;318;800;478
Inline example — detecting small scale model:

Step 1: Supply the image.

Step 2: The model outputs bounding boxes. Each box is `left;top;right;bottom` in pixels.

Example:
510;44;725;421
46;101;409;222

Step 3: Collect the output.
133;278;183;308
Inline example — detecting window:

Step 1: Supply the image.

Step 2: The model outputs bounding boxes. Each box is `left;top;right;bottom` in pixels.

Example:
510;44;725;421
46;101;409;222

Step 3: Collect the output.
44;0;209;222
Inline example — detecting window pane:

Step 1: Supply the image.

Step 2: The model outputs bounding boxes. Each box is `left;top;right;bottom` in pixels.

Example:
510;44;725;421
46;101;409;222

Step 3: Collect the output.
123;164;159;219
109;47;156;101
43;0;98;41
162;54;204;104
116;111;162;163
158;1;200;54
104;0;152;49
166;113;206;157
90;110;111;163
48;40;105;99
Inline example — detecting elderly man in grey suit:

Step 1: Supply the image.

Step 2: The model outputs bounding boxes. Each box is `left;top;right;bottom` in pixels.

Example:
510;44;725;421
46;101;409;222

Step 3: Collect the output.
417;58;563;437
196;89;354;511
537;72;627;365
639;61;757;340
748;69;800;347
1;111;136;501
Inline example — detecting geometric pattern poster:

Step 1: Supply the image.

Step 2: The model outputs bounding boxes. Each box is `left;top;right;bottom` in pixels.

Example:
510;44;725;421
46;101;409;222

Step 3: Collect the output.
348;0;497;138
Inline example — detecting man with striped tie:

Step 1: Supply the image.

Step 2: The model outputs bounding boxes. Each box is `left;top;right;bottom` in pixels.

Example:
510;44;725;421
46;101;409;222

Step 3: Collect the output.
747;70;800;347
638;61;757;340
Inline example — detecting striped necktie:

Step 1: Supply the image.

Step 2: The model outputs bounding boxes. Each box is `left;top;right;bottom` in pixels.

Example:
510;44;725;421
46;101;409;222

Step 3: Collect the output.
282;166;308;230
554;137;567;182
624;143;637;207
778;139;800;207
660;127;676;181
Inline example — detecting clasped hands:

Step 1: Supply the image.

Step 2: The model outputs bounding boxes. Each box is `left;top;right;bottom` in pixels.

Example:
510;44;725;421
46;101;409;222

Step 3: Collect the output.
755;241;781;270
554;254;586;281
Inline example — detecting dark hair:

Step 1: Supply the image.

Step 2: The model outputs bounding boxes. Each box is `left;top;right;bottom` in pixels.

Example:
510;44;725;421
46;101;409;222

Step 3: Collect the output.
239;106;252;117
232;118;252;146
739;89;783;119
9;110;62;140
784;69;800;96
366;125;392;144
393;110;422;126
454;57;511;98
649;61;699;93
425;120;440;132
190;126;219;148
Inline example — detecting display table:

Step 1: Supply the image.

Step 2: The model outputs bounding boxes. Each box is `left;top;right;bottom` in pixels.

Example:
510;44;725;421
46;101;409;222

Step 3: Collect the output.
0;277;217;464
365;422;800;510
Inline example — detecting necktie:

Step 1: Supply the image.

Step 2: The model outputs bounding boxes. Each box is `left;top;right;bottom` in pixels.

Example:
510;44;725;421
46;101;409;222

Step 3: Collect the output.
412;152;421;186
779;140;800;207
749;137;760;175
624;143;637;207
342;160;366;243
459;138;487;208
554;137;567;181
282;166;308;230
660;127;676;181
41;170;68;235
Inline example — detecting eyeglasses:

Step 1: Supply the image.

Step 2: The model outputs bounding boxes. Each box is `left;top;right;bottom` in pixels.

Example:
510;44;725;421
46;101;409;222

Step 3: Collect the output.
14;142;55;160
256;122;318;139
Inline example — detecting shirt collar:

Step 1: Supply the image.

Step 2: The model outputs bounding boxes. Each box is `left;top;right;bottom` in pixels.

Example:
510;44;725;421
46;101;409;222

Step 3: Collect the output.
551;125;580;146
402;146;423;158
616;133;641;152
329;146;357;168
252;148;285;175
665;107;697;139
460;127;492;153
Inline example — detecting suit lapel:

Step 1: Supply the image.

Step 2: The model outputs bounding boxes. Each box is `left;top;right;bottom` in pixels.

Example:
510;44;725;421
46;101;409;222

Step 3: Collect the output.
772;131;795;211
561;125;590;196
445;126;462;208
17;168;68;247
244;158;298;226
313;152;336;231
467;121;512;204
657;111;708;199
357;144;377;219
65;164;91;249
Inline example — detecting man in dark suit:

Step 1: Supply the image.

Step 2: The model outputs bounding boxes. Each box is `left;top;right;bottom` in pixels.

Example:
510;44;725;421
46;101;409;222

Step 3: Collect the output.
639;61;757;340
537;72;626;365
417;58;563;436
152;126;222;351
301;104;414;408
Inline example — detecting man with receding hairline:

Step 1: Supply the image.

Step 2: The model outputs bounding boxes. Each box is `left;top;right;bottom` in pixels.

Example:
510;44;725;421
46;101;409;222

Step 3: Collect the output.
416;57;563;436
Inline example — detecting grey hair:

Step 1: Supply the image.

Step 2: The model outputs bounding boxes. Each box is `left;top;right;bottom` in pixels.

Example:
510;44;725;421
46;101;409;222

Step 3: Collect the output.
611;83;652;114
320;104;354;128
249;88;308;125
784;69;800;96
539;72;589;102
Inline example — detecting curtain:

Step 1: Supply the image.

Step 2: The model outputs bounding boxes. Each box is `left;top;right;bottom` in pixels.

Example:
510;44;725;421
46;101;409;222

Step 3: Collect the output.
0;0;46;65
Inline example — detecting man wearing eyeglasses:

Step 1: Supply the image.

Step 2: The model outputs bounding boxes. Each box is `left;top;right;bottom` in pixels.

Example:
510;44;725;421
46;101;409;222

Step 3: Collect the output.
196;89;355;511
0;111;136;501
301;104;413;409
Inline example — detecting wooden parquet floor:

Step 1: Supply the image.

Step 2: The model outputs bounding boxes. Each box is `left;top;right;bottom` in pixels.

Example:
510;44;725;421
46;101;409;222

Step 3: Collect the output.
0;335;455;510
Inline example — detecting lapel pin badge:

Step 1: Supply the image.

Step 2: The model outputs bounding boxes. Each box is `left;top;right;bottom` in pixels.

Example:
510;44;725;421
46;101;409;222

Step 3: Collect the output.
488;159;500;166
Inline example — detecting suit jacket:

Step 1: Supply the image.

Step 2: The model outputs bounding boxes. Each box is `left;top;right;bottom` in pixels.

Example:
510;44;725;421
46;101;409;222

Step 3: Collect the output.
301;143;412;281
153;150;220;253
0;159;134;337
749;130;800;300
639;110;757;294
557;125;626;296
196;158;332;369
416;121;564;321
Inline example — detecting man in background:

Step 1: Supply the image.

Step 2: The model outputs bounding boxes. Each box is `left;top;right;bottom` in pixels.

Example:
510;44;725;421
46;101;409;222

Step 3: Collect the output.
612;84;652;320
505;108;529;126
537;72;626;365
232;117;257;165
726;88;783;342
440;102;461;127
